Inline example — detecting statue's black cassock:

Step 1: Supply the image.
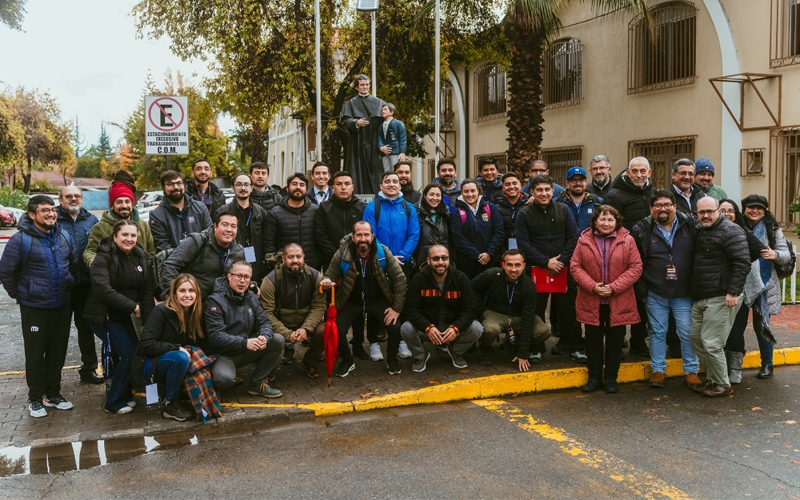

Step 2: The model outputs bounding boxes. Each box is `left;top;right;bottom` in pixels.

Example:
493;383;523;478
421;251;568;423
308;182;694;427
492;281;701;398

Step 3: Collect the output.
341;94;385;194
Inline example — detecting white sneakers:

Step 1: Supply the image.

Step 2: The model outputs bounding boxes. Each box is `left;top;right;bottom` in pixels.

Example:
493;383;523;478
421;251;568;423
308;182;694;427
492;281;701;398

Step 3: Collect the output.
28;401;47;418
398;341;412;359
43;396;73;410
369;343;384;361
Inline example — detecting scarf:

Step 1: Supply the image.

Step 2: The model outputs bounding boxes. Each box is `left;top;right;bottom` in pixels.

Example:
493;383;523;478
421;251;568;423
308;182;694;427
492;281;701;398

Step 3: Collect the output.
182;346;223;423
743;221;776;344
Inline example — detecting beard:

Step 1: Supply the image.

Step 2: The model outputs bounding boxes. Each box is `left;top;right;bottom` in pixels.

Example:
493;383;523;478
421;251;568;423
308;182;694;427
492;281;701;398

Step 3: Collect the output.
67;204;80;215
166;191;184;203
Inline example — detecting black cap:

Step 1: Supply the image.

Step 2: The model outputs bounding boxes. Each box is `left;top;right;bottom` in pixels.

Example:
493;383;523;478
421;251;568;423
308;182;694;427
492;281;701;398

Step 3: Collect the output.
741;194;769;210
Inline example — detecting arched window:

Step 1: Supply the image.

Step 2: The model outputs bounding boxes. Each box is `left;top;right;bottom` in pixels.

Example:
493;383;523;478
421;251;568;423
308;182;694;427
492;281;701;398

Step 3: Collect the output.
543;38;583;108
473;64;507;121
628;1;696;94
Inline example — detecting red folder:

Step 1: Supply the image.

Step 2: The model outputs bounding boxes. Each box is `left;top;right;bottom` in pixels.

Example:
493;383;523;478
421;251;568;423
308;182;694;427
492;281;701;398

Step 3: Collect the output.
531;267;568;293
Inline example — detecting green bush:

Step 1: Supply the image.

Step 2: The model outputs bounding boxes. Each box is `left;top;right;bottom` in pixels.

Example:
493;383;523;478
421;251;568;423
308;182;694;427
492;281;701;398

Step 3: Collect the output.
29;178;56;193
0;187;28;209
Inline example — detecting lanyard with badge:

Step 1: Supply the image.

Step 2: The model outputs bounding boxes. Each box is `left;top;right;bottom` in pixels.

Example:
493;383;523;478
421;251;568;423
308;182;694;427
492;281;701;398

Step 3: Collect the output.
242;208;258;263
359;255;368;316
508;200;519;250
506;278;518;344
662;222;678;281
218;245;231;269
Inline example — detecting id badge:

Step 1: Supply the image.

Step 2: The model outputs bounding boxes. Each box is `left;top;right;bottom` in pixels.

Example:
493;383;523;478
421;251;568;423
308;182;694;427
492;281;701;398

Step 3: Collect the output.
243;246;257;263
508;238;518;250
145;383;160;405
666;264;678;281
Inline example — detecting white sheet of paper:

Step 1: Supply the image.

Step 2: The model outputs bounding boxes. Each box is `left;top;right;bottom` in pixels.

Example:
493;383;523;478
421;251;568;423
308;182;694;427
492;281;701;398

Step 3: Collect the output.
243;246;257;263
508;238;518;250
145;383;160;405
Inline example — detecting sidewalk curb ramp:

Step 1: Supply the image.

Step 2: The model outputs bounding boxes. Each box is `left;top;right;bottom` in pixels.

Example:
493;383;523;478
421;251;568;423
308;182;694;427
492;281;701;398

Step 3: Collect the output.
222;347;800;416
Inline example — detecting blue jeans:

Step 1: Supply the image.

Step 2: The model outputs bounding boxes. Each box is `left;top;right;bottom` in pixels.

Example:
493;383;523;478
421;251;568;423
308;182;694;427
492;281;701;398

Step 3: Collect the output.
155;350;190;403
90;321;138;412
752;309;774;367
646;292;699;374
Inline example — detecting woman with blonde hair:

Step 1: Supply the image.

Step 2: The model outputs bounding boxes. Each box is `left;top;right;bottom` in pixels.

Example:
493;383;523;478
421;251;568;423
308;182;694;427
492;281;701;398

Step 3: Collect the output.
138;273;208;421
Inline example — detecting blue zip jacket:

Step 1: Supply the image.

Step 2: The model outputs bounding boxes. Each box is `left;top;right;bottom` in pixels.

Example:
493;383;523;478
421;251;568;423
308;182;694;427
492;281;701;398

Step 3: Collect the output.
57;206;98;285
450;197;505;265
363;192;420;265
0;214;78;309
557;191;603;232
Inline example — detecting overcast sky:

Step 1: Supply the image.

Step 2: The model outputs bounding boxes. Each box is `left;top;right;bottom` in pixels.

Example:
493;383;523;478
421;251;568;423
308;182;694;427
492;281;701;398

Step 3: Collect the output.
0;0;235;149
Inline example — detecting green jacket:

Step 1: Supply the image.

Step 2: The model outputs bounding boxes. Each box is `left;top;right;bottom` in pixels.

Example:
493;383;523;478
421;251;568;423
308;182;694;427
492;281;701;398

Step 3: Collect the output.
259;264;326;339
697;183;728;202
83;209;156;267
323;238;407;313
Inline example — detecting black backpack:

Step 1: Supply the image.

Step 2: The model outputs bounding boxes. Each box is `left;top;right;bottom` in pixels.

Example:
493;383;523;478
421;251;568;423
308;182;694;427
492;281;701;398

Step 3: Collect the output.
150;232;208;296
776;237;796;280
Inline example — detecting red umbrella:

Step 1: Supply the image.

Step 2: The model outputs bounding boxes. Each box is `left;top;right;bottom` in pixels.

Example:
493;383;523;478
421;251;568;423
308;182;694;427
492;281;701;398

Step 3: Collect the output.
322;286;339;386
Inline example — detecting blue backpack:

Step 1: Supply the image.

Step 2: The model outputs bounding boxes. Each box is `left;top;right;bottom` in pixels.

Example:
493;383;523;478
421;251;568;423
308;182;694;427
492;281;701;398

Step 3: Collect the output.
19;229;73;267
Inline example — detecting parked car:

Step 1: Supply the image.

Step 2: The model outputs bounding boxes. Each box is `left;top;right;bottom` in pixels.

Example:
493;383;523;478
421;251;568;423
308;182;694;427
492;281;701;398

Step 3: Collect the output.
0;209;15;227
0;205;23;226
221;188;234;204
137;205;157;223
137;191;163;208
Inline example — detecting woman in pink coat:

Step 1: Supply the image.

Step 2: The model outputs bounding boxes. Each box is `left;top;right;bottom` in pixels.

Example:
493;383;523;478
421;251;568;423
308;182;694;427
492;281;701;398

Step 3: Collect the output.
570;205;642;394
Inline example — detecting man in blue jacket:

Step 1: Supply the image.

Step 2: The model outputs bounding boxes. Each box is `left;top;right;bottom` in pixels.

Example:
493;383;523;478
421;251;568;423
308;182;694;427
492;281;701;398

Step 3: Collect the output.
378;103;407;173
558;166;603;232
57;185;102;384
0;195;79;418
363;171;420;360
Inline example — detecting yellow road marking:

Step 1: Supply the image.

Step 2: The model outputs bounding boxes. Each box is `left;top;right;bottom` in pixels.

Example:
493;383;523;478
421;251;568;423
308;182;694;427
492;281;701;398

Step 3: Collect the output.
473;399;692;500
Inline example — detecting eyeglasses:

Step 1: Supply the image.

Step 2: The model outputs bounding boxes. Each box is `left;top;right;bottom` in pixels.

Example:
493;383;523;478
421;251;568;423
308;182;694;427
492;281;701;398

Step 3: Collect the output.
530;170;547;174
165;181;184;188
229;273;252;281
697;210;716;216
429;256;449;262
234;183;252;189
718;209;736;215
62;194;82;199
653;203;674;210
36;208;58;215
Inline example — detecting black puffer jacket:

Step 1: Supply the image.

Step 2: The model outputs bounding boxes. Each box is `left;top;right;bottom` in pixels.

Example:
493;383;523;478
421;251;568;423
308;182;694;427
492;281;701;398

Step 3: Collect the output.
250;186;283;213
604;172;655;230
691;216;751;301
265;198;321;270
401;183;422;205
405;263;476;333
84;237;154;326
137;303;207;358
149;195;213;251
315;195;365;268
185;179;226;218
414;204;450;265
204;276;274;355
160;226;244;301
220;200;269;282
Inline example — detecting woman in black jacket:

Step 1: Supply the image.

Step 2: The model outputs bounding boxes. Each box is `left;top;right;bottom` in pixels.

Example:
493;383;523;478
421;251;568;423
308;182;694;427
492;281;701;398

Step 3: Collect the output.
85;220;154;414
414;183;450;272
138;273;205;422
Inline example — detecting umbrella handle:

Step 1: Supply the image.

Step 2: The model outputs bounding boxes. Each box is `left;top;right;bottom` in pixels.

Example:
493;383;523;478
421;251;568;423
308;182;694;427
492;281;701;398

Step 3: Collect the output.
319;285;336;306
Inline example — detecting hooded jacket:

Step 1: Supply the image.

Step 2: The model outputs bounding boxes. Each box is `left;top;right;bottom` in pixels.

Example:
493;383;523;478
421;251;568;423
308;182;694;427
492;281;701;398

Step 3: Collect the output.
84;208;156;267
265;197;321;270
603;172;654;230
250;186;283;213
160;226;245;301
362;191;420;265
204;276;274;354
323;238;407;312
149;194;213;252
315;195;366;267
185;179;226;218
0;214;78;309
84;236;154;326
558;191;603;232
57;205;98;285
405;263;477;334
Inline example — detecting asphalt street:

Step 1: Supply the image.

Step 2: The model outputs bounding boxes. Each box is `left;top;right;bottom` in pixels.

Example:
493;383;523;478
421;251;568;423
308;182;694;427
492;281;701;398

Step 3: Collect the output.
2;365;799;499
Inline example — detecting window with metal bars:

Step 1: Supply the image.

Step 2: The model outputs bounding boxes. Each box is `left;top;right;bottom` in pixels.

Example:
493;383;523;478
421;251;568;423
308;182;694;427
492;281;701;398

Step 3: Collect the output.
540;146;582;185
771;0;800;67
628;136;696;189
473;64;507;121
543;38;583;109
740;148;765;177
770;127;800;222
628;1;696;94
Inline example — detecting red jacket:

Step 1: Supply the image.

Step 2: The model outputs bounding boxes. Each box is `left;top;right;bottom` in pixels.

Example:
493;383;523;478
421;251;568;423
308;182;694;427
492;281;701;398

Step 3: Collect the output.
570;227;642;327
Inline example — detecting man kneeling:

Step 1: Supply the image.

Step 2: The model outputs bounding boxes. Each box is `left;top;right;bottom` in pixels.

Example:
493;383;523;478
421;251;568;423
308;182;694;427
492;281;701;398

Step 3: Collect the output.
400;245;482;371
205;261;284;397
260;243;326;379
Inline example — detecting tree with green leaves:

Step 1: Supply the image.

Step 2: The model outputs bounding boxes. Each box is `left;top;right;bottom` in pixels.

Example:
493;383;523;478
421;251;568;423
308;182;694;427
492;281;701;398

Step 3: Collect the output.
122;71;229;190
0;0;26;30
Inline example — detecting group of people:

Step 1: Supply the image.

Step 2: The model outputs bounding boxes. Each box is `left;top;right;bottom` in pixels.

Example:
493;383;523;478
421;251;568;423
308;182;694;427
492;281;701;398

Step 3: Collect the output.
0;150;789;423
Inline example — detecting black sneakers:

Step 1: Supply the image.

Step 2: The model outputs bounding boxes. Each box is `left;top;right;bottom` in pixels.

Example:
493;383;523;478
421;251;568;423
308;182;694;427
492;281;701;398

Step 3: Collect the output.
162;400;194;421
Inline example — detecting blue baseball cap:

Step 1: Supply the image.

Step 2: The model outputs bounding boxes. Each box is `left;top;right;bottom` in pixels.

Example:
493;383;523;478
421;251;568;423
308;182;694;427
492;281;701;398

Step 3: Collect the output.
566;166;587;180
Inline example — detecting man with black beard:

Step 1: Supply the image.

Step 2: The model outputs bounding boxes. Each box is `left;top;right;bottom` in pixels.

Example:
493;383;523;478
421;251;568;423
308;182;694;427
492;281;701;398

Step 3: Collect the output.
395;159;422;205
219;173;270;282
149;170;212;252
265;172;322;271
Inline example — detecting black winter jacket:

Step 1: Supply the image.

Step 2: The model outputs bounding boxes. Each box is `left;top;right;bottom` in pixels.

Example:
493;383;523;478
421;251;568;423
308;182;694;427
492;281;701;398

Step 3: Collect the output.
493;193;528;243
405;263;477;334
672;184;706;215
220;200;270;282
138;303;207;358
586;179;612;200
315;196;366;267
515;201;579;268
471;268;538;359
185;179;225;218
414;205;450;266
84;237;154;326
250;186;282;213
691;217;751;300
604;172;655;230
149;195;213;252
204;276;274;354
401;183;422;205
265;198;321;270
160;226;244;300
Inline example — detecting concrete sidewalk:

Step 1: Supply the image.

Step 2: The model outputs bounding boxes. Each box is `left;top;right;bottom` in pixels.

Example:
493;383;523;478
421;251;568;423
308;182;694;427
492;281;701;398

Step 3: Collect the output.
2;295;800;449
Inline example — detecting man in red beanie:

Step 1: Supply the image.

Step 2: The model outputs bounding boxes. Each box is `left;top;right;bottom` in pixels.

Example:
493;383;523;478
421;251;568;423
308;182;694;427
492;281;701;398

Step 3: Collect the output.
84;172;156;267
